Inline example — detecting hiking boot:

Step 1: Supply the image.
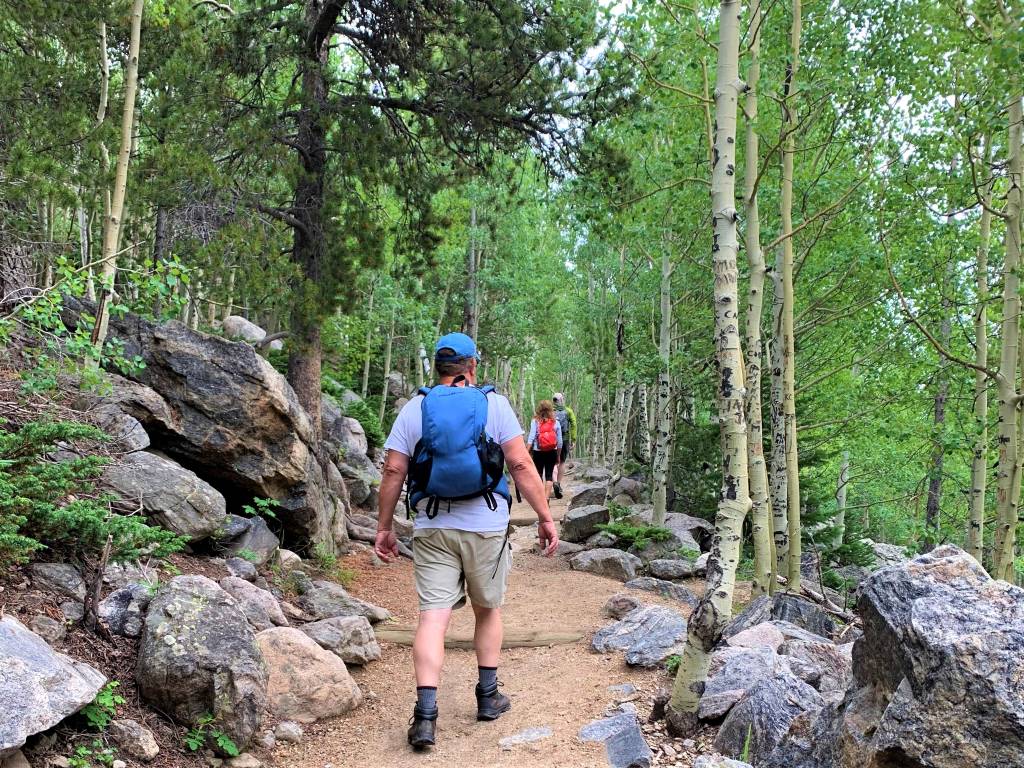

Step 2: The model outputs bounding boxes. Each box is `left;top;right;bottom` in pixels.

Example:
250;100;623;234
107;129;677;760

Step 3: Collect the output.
407;706;437;749
553;482;563;499
476;682;511;721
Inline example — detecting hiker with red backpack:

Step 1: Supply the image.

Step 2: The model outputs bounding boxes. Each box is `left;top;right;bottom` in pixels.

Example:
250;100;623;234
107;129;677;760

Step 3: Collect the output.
526;399;563;500
374;332;559;751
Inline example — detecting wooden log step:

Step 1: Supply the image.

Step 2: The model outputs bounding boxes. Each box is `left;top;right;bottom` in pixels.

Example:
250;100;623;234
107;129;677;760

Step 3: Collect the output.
374;626;585;649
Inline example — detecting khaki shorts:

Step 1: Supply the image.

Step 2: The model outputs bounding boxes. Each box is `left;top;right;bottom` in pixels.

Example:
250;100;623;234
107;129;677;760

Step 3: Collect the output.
412;528;511;611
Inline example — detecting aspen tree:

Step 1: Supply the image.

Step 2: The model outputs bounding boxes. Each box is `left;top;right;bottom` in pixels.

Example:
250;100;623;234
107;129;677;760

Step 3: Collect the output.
667;0;750;733
652;248;673;526
993;90;1023;581
769;267;789;588
92;0;144;352
742;0;771;597
780;0;802;590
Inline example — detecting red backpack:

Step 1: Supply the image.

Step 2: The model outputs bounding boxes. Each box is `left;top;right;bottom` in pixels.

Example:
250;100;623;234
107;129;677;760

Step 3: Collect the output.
536;418;558;451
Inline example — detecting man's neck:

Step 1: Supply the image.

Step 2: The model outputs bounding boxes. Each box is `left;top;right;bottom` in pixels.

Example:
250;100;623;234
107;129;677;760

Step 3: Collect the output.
439;375;475;387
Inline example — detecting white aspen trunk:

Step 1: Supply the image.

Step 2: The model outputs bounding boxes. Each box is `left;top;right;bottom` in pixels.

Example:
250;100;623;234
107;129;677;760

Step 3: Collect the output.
614;384;635;471
378;305;396;424
667;0;749;732
652;248;673;526
463;205;479;341
833;451;849;548
416;344;428;389
769;267;789;589
780;0;803;590
92;0;143;352
77;203;95;301
360;283;376;398
993;91;1023;581
637;384;652;464
517;365;528;419
968;140;993;563
743;0;771;597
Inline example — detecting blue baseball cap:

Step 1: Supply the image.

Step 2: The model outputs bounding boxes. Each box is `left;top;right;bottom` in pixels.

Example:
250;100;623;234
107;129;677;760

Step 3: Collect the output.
435;332;479;361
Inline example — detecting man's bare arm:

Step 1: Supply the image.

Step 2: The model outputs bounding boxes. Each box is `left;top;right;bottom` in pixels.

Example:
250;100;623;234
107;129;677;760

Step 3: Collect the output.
502;437;559;555
375;449;409;561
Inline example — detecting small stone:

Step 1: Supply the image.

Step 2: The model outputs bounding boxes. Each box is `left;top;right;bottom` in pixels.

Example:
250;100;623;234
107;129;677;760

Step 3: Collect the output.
226;754;261;768
48;759;71;768
682;739;696;749
112;761;127;768
254;730;276;750
273;721;304;744
29;614;66;644
109;718;161;761
603;593;642;619
205;758;223;768
498;726;554;750
663;743;677;758
2;751;31;768
60;600;84;622
226;557;259;581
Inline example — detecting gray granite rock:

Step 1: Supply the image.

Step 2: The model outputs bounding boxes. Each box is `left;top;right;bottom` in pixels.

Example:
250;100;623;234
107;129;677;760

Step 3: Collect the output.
219;577;288;631
571;548;642;582
28;563;85;601
648;559;696;580
0;616;107;758
714;672;824;764
98;584;152;637
222;516;279;567
624;577;698;608
499;726;553;750
299;616;381;665
603;593;643;620
579;712;652;768
108;719;160;761
226;557;258;581
693;758;753;768
592;605;687;667
28;615;66;645
699;646;789;720
294;576;390;623
568;483;609;511
561;505;610;543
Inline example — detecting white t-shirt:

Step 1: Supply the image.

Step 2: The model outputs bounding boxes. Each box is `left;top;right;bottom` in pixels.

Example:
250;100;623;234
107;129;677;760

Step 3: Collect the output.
384;390;524;532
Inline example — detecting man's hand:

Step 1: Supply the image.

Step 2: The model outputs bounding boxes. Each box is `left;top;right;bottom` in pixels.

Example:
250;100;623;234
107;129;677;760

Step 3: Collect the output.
374;528;399;562
538;520;559;557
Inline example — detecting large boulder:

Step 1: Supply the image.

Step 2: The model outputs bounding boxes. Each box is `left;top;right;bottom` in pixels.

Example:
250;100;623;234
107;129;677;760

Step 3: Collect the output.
221;316;282;350
724;594;837;641
294;576;390;624
98;584;152;637
592;605;687;667
578;466;613;482
256;628;362;723
90;403;150;452
779;639;853;703
715;672;824;764
136;576;267;752
221;516;279;566
624;577;698;608
649;559;697;580
28;563;85;601
560;504;610;543
570;548;642;582
765;545;1024;768
0;616;107;758
864;539;908;569
628;529;701;564
568;482;608;511
62;300;346;551
623;507;713;552
299;616;381;666
578;711;652;768
609;476;644;503
699;646;790;720
104;451;226;541
219;577;288;631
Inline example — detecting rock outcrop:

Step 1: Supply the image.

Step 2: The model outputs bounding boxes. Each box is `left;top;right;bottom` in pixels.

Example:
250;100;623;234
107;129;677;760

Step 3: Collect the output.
570;548;642;582
299;616;381;666
592;605;687;667
0;616;107;758
560;504;610;543
136;576;267;752
764;545;1024;768
256;628;362;722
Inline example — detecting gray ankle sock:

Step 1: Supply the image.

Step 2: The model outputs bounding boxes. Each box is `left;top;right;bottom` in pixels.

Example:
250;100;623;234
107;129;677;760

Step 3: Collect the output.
478;667;498;693
416;686;437;712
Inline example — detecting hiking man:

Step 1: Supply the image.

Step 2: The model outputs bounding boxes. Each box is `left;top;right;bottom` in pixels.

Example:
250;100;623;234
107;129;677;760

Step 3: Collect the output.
374;332;560;750
551;392;576;498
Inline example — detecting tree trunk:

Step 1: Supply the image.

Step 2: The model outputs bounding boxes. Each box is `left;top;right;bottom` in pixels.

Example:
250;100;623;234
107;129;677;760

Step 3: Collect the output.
637;384;652;464
743;0;771;598
769;267;789;589
361;283;376;398
652;248;673;526
92;0;143;352
667;0;748;733
77;203;95;301
833;451;849;548
152;204;170;317
968;139;993;564
924;262;953;546
780;0;803;591
379;305;397;424
993;91;1023;581
463;205;479;341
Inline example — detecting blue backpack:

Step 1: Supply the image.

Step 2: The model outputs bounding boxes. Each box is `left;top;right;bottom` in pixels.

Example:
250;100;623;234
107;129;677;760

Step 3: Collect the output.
407;383;511;519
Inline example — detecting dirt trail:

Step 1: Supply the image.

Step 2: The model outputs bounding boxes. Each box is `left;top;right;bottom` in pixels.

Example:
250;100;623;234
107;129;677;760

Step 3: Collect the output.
271;471;696;768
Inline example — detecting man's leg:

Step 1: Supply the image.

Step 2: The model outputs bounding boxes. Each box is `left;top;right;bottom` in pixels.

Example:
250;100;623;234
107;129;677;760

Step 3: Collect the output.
464;532;513;722
413;608;453;687
472;604;503;668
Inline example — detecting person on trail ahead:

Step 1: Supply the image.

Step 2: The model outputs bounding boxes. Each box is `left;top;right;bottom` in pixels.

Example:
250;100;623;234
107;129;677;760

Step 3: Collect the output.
551;392;576;499
374;332;559;751
527;399;562;500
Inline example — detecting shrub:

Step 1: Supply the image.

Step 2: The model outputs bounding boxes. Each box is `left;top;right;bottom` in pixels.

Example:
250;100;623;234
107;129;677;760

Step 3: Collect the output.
0;420;185;566
80;681;125;730
596;521;673;551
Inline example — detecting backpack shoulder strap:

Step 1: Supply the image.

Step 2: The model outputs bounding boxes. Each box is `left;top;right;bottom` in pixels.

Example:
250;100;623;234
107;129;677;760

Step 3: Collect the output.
418;386;432;396
479;384;496;395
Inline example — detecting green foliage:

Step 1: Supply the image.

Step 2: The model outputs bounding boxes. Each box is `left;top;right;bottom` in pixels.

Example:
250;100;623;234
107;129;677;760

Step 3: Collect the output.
67;739;117;768
80;682;125;731
676;547;700;562
596;521;672;551
311;542;357;586
234;548;262;564
341;398;386;452
741;725;754;763
241;496;279;520
736;557;756;582
606;500;631;521
0;421;185;566
665;654;681;675
184;713;239;757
